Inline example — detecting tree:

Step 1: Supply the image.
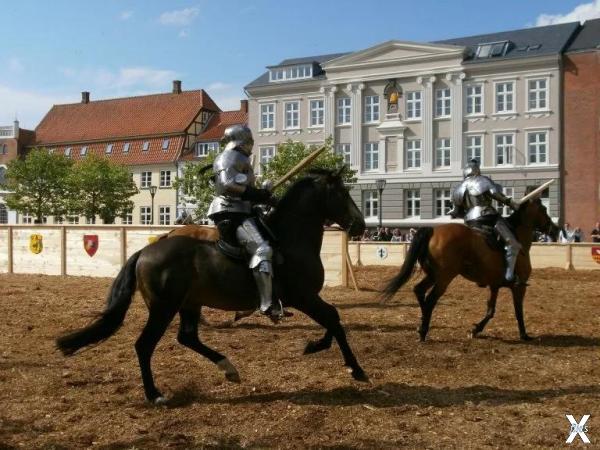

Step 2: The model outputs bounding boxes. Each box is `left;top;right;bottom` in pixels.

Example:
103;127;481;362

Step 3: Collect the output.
67;154;138;224
174;151;217;220
175;137;356;220
260;137;356;194
4;148;73;223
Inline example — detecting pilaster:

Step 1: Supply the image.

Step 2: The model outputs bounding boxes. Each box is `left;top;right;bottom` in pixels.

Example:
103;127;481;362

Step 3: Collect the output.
349;83;364;172
418;75;436;176
449;72;466;171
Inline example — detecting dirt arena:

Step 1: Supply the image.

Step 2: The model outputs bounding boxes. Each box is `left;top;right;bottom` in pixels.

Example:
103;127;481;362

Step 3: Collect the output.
1;266;599;449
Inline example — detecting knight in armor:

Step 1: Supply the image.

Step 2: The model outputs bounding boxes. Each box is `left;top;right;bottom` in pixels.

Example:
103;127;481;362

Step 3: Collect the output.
207;124;283;320
448;158;522;283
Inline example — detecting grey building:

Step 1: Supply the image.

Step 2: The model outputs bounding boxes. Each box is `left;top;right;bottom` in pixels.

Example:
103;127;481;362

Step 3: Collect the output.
245;22;580;228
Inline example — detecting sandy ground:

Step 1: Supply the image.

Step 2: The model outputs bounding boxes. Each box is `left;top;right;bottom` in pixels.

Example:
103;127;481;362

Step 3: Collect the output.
0;266;599;449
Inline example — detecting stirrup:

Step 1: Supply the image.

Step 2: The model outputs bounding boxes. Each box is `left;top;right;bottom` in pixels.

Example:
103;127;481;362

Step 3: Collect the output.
260;300;284;323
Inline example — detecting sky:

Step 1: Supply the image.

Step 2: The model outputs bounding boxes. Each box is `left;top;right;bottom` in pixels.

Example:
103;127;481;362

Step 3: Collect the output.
1;0;599;129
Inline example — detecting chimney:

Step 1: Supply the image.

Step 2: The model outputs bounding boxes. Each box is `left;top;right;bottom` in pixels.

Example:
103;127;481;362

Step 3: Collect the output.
240;99;248;113
172;80;182;94
81;91;90;104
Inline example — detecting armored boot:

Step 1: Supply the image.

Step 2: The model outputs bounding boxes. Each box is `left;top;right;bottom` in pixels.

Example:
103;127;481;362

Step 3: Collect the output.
495;218;522;282
253;262;283;321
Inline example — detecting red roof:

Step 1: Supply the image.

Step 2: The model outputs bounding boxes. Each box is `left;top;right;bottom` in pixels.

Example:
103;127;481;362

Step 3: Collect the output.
48;136;184;166
35;90;219;145
181;109;248;161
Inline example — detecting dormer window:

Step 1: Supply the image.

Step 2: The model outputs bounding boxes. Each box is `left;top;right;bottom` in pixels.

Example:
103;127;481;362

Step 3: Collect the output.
162;139;170;150
80;146;88;156
476;41;510;58
123;143;130;153
65;147;72;157
142;141;150;152
106;144;113;154
269;64;313;82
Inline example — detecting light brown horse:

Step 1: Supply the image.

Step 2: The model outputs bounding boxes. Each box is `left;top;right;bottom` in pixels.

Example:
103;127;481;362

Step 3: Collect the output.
382;198;559;341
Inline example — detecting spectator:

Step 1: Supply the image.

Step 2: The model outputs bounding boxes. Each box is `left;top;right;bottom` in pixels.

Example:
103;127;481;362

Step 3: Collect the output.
573;227;583;243
559;223;575;243
380;227;392;242
590;222;600;243
390;228;402;242
406;228;417;243
360;229;372;241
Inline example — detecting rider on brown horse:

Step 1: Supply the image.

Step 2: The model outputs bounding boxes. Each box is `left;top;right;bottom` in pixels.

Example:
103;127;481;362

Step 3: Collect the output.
207;124;283;320
448;158;521;283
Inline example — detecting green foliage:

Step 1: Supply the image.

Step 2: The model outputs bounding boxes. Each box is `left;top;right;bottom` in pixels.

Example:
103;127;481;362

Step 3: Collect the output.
4;148;73;223
174;138;356;220
67;154;138;224
259;137;356;195
173;151;218;220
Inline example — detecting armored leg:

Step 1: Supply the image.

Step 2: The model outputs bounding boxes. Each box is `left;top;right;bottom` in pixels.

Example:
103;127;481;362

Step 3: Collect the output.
495;218;522;282
236;218;282;319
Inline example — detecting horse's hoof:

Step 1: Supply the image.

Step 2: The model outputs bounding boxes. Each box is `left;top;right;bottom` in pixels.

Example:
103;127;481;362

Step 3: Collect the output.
351;368;370;383
470;328;481;339
520;333;533;341
225;371;241;383
153;396;168;406
304;340;325;354
218;358;241;383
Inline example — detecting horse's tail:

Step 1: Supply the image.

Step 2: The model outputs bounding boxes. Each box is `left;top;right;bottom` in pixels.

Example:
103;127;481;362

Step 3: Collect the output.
56;250;142;356
380;227;434;303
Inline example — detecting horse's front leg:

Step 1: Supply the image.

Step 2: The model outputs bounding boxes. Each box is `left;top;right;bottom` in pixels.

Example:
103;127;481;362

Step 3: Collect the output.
303;330;333;354
511;284;532;340
471;287;499;338
294;295;368;382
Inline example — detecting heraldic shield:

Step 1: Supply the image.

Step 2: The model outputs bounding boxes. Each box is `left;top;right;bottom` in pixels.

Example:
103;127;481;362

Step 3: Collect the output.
29;234;43;254
83;234;99;257
592;246;600;264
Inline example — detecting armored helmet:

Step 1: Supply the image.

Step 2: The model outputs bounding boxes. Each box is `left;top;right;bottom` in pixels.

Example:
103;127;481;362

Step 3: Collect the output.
463;158;481;178
222;124;254;155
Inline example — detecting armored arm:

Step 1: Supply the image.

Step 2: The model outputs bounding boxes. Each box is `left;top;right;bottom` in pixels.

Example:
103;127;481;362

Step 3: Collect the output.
488;186;520;211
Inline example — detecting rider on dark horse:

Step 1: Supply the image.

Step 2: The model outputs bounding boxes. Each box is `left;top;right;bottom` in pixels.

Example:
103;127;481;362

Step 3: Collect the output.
207;124;284;321
448;158;522;284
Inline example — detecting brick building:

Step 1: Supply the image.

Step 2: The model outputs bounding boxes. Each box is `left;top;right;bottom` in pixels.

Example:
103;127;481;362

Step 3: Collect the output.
563;18;600;232
0;120;35;223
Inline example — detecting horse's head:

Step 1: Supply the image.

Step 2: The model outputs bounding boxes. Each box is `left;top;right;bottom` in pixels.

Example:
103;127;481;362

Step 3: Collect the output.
307;167;366;237
519;198;560;241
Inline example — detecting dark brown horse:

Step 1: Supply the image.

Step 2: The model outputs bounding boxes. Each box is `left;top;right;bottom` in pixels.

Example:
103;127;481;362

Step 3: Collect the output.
382;198;559;341
56;169;367;403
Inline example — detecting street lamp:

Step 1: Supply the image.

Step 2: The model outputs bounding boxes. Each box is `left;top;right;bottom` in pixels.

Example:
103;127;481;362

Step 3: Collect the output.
149;185;157;225
376;178;386;229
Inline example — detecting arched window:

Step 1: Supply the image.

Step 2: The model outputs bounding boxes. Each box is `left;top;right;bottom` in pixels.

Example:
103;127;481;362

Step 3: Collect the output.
0;204;8;224
0;166;5;185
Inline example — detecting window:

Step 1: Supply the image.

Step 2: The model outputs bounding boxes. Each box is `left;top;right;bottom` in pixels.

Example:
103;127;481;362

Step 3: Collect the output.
0;144;6;155
284;101;299;129
335;143;351;165
48;148;54;154
162;139;170;150
466;84;483;115
80;146;88;156
0;166;5;184
260;103;275;130
495;82;514;113
364;95;380;123
121;210;133;225
406;140;421;169
0;204;7;224
405;189;420;217
528;78;548;111
337;97;351;125
527;131;547;165
159;206;171;225
141;171;152;188
435;138;451;168
160;170;171;187
140;206;151;225
105;144;113;154
67;216;79;224
435;189;452;217
310;99;324;127
269;64;312;82
260;146;276;169
495;134;514;165
406;91;422;119
363;191;379;218
435;88;451;117
123;142;130;153
65;147;72;157
363;142;379;171
466;135;483;164
195;142;219;157
85;216;94;225
21;213;33;224
142;141;150;152
497;187;514;216
476;41;509;58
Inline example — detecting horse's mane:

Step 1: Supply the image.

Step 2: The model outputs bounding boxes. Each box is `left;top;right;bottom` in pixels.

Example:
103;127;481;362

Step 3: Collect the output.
274;169;338;212
506;198;540;229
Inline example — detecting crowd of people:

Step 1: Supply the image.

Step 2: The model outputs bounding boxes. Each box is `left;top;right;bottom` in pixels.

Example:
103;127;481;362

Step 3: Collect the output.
354;227;417;242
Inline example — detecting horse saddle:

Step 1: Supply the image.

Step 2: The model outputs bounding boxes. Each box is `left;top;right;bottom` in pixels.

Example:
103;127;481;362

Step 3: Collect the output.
468;220;507;253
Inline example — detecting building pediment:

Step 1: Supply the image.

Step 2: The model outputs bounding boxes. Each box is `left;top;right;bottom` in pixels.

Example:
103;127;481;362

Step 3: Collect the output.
322;40;466;71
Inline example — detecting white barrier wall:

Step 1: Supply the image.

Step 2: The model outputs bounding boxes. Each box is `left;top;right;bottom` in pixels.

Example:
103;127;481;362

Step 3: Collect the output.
0;226;348;287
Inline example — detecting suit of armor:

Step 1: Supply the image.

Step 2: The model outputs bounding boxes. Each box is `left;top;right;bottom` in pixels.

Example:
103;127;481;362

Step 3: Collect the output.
207;125;282;319
449;159;522;282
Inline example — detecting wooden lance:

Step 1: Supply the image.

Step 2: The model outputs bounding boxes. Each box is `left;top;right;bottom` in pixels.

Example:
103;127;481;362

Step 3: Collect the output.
272;145;328;190
517;179;554;205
